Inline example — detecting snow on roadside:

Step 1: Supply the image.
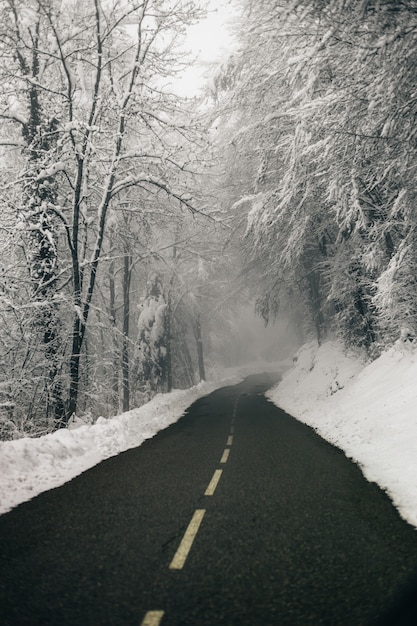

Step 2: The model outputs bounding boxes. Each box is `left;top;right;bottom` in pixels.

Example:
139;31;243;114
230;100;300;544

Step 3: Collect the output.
0;377;241;516
268;339;417;528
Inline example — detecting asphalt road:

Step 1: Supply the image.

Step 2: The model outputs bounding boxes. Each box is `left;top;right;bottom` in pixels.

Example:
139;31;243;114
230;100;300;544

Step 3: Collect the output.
1;373;417;625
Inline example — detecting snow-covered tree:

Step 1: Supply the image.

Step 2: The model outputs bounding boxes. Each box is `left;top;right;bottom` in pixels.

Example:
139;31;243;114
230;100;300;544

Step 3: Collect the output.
0;0;207;426
135;274;169;398
211;0;417;352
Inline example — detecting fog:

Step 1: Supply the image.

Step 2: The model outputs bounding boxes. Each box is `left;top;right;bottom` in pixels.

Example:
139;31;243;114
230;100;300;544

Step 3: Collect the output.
208;304;300;369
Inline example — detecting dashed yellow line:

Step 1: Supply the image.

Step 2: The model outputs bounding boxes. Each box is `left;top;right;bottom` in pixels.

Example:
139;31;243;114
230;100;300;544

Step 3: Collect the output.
169;509;206;570
141;610;164;626
205;469;223;496
145;404;241;620
220;448;230;464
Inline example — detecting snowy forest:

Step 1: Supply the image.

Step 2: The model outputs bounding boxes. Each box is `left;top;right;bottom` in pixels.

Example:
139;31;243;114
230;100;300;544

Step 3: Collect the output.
1;0;416;440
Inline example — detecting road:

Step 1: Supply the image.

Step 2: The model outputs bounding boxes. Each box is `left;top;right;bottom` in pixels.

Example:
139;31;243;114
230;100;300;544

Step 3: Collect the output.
1;373;417;625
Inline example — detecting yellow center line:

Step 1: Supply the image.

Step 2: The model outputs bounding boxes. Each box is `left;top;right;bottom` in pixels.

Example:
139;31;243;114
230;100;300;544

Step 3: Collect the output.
220;448;230;464
169;509;206;570
141;611;165;626
204;469;223;496
227;435;233;446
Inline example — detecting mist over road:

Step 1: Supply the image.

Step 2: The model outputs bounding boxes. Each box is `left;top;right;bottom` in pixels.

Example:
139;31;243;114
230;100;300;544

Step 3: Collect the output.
1;374;417;625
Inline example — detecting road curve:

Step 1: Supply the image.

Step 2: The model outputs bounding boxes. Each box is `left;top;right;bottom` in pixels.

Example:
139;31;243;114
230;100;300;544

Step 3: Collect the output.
1;373;417;625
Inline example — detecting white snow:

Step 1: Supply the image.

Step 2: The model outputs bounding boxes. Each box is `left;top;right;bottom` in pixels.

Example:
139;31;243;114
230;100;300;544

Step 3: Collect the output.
0;377;241;516
268;339;417;528
36;162;66;180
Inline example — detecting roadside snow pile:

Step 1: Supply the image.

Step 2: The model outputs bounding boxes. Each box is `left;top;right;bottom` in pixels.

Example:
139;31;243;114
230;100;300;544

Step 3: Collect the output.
0;378;240;516
273;341;364;412
268;339;417;527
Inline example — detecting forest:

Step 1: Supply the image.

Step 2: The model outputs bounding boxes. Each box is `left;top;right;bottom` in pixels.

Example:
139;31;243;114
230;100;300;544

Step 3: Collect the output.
0;0;416;440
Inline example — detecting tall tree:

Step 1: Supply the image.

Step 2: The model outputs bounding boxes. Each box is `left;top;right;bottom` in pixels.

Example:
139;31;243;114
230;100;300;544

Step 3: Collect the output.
0;0;206;423
210;0;417;352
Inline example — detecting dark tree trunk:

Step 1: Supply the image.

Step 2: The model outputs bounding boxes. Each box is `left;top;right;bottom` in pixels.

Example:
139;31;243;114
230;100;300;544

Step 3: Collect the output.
21;60;65;428
166;301;173;393
194;313;206;381
67;318;83;421
122;250;131;412
109;257;119;412
45;317;65;427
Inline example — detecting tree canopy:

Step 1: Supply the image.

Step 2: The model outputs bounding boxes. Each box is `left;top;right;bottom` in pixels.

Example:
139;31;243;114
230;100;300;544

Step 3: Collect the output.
211;0;417;352
2;0;417;439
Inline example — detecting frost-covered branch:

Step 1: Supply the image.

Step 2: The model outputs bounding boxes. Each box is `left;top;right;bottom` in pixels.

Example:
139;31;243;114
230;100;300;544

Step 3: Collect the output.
0;112;27;126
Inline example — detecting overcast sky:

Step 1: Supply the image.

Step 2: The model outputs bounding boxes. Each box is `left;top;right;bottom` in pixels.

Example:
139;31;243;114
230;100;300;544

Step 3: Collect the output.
174;0;237;97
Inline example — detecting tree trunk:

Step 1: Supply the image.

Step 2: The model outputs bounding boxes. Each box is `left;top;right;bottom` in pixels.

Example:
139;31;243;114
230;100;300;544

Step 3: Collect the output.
166;299;173;393
67;318;83;421
45;314;65;427
122;250;131;412
19;37;66;428
109;257;119;412
194;313;206;381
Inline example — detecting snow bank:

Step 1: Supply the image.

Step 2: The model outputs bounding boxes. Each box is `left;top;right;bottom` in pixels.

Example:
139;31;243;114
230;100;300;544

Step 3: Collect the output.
0;378;240;516
268;340;417;528
8;341;414;528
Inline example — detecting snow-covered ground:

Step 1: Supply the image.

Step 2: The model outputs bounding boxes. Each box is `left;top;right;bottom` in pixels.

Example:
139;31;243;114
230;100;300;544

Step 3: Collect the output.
0;376;245;516
267;339;417;529
2;341;417;530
